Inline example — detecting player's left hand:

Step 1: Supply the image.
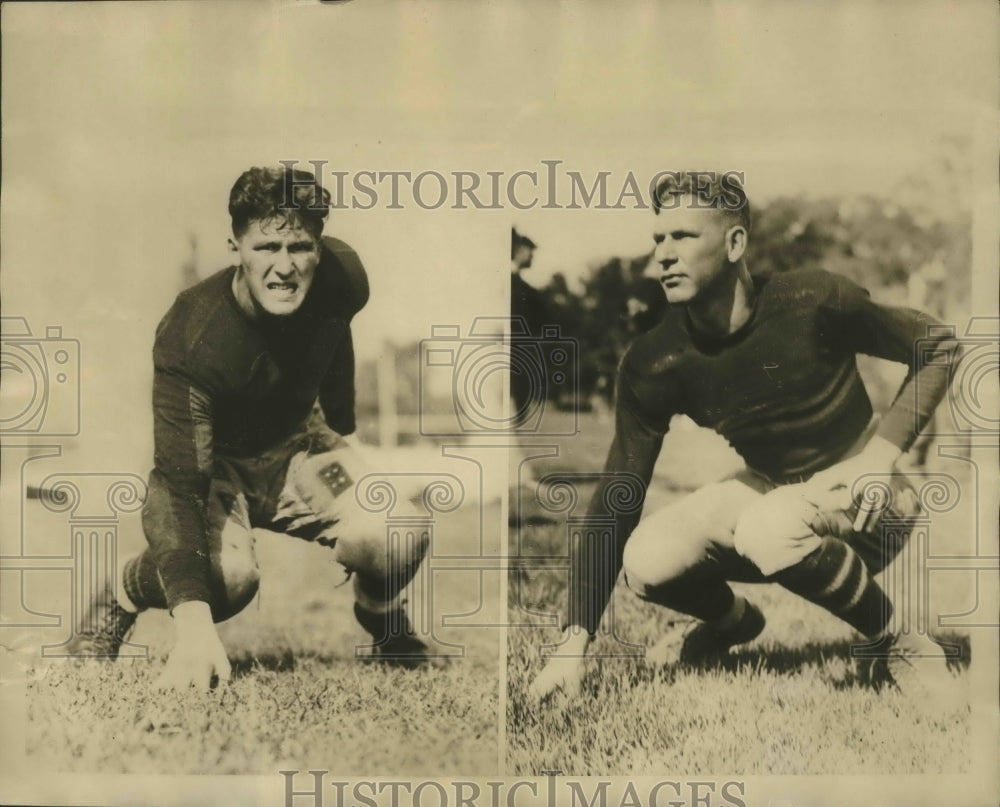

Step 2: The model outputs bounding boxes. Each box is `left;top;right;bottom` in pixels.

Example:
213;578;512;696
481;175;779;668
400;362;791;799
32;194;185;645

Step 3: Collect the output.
802;435;901;519
528;628;592;703
154;602;231;693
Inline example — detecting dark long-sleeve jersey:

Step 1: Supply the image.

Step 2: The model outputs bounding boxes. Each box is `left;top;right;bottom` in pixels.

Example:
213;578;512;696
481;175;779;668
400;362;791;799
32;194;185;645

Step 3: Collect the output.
571;267;961;634
145;236;369;609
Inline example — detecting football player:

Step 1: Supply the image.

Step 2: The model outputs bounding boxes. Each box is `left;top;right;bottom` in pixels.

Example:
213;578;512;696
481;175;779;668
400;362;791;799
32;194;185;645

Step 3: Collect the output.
68;165;431;689
530;170;962;700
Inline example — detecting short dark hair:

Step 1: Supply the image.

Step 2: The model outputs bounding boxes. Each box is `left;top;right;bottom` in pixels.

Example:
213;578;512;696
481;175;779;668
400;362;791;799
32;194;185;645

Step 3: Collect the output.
228;166;331;239
511;227;537;259
651;170;751;233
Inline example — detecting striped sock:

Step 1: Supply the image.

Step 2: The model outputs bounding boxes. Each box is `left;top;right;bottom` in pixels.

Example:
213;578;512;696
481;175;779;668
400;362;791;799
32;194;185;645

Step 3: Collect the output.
122;551;168;611
769;535;891;637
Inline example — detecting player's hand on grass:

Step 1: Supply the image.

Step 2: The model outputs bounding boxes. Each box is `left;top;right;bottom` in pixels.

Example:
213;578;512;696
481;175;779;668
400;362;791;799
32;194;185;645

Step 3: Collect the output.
155;601;230;692
528;628;591;702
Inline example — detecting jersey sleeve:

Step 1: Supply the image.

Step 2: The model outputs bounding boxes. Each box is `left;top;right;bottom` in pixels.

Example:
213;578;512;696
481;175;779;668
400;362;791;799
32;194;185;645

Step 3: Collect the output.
318;327;357;437
568;346;675;635
614;343;677;437
322;236;370;315
823;270;961;452
145;308;215;610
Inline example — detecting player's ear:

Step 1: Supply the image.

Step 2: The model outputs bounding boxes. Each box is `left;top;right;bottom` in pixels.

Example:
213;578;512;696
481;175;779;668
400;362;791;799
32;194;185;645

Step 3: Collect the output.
227;236;239;255
726;225;747;263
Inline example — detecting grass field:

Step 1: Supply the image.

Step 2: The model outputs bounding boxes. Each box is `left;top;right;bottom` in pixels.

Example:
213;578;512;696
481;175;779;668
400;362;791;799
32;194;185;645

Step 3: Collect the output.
26;499;501;776
17;404;984;777
506;410;976;776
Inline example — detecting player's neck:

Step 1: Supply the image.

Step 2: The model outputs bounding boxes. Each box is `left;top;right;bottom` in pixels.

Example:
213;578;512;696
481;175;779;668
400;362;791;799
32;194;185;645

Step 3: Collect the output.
686;261;756;337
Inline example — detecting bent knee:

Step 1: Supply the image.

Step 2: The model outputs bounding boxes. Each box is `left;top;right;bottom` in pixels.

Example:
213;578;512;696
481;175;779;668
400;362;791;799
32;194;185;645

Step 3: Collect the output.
622;539;647;597
337;522;430;580
210;545;261;622
732;501;768;561
623;562;658;600
622;527;708;599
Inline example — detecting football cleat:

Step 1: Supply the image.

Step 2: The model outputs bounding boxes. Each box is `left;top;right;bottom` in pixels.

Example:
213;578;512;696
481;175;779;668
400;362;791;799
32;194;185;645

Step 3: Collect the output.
353;602;438;670
678;600;766;668
863;633;959;703
65;581;137;659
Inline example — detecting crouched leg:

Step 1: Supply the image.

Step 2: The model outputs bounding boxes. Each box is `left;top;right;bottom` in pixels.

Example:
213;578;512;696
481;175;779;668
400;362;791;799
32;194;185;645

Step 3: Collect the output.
733;482;892;637
278;442;432;660
203;485;260;623
133;470;260;623
622;477;765;622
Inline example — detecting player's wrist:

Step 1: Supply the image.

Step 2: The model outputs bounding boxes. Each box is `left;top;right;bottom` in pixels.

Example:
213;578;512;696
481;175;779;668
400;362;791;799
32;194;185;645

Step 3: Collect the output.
556;625;594;656
171;600;216;635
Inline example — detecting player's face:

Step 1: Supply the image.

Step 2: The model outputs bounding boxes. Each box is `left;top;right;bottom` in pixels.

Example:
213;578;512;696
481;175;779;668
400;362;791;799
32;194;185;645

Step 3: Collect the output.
231;219;320;317
652;200;732;305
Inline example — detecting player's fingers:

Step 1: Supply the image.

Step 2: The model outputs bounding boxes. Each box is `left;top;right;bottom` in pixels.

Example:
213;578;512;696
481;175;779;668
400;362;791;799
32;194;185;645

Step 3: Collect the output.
809;508;854;538
155;662;210;692
802;484;847;513
215;656;232;684
190;664;214;692
153;660;181;690
153;669;185;692
560;670;582;698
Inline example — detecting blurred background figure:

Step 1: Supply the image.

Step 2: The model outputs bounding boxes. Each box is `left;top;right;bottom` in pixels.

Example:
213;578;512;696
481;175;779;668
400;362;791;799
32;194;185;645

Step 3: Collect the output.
510;227;547;426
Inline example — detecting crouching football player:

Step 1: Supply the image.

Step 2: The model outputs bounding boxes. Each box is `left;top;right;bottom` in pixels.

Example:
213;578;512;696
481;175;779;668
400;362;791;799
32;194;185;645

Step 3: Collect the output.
530;171;963;701
68;165;431;688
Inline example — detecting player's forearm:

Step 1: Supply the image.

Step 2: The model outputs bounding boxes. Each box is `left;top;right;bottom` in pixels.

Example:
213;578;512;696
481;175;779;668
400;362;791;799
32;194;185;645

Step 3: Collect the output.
567;436;654;635
149;484;213;610
150;370;218;611
321;404;357;438
878;331;963;451
319;331;358;436
146;472;214;611
155;548;213;612
567;498;643;636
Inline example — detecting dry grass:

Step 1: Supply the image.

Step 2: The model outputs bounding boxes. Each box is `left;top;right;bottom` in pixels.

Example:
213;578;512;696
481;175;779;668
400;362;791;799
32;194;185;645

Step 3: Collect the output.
27;502;501;776
506;411;975;776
